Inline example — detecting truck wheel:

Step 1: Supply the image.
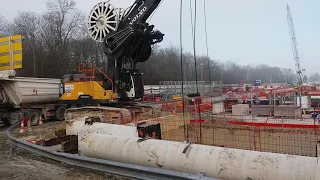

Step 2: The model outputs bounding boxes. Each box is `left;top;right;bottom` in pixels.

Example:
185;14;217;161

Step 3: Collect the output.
2;118;11;126
28;111;40;126
56;106;66;121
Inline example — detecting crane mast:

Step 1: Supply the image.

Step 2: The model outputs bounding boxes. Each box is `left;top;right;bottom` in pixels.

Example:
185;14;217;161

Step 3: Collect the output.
286;4;307;85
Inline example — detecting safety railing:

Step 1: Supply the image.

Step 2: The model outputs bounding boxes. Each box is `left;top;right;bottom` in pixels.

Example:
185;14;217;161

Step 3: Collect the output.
78;63;115;100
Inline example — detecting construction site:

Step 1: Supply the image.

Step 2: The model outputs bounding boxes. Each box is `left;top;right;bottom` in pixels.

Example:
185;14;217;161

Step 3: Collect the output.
1;1;320;180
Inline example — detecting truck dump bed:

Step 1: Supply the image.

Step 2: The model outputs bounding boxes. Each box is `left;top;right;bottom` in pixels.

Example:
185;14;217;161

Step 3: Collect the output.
0;77;61;106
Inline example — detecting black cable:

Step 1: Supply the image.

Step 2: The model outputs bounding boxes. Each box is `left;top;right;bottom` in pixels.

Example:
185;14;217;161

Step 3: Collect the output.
189;0;194;40
192;0;202;122
204;0;209;58
203;0;213;121
180;0;187;140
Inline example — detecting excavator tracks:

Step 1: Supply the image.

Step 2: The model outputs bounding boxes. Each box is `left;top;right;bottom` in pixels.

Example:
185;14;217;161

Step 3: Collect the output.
64;104;160;125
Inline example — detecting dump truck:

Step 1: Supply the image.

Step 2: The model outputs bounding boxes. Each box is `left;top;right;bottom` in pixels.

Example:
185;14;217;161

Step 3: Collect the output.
0;70;67;126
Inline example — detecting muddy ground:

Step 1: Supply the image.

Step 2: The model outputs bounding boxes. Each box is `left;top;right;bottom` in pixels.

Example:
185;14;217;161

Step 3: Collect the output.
0;124;130;180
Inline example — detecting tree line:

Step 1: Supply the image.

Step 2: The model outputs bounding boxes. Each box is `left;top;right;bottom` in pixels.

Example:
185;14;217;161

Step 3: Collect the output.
0;0;306;85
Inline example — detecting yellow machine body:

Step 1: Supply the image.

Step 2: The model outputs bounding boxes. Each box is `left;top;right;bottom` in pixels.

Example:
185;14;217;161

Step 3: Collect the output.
60;81;117;104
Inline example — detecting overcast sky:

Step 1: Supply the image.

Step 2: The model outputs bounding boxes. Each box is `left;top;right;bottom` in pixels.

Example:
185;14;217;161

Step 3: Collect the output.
0;0;319;74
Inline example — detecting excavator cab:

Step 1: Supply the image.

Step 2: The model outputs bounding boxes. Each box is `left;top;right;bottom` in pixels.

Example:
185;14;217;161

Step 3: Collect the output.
59;63;118;106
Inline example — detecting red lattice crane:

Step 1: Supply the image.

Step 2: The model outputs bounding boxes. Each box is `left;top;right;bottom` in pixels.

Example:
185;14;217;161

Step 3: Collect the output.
286;4;308;85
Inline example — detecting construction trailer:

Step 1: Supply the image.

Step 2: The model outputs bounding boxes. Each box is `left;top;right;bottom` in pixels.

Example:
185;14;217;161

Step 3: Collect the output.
0;70;67;126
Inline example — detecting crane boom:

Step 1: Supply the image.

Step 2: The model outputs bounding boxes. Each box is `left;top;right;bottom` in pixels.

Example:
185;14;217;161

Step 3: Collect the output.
286;4;307;85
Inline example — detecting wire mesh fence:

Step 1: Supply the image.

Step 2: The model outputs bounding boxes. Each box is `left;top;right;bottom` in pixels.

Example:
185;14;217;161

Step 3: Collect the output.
136;82;320;157
126;101;320;158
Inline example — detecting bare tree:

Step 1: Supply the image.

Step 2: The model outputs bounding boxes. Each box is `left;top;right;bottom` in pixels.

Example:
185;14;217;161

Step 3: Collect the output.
0;15;9;36
39;0;85;76
12;11;41;76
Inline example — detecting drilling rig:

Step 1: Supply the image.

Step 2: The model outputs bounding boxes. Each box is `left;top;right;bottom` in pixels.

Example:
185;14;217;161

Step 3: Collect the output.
59;0;164;121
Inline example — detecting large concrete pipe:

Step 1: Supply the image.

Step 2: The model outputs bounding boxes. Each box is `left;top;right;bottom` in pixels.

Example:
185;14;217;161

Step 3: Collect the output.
78;132;320;180
66;121;138;137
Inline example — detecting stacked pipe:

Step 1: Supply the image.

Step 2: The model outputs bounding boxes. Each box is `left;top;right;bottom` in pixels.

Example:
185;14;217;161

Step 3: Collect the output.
66;120;138;137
